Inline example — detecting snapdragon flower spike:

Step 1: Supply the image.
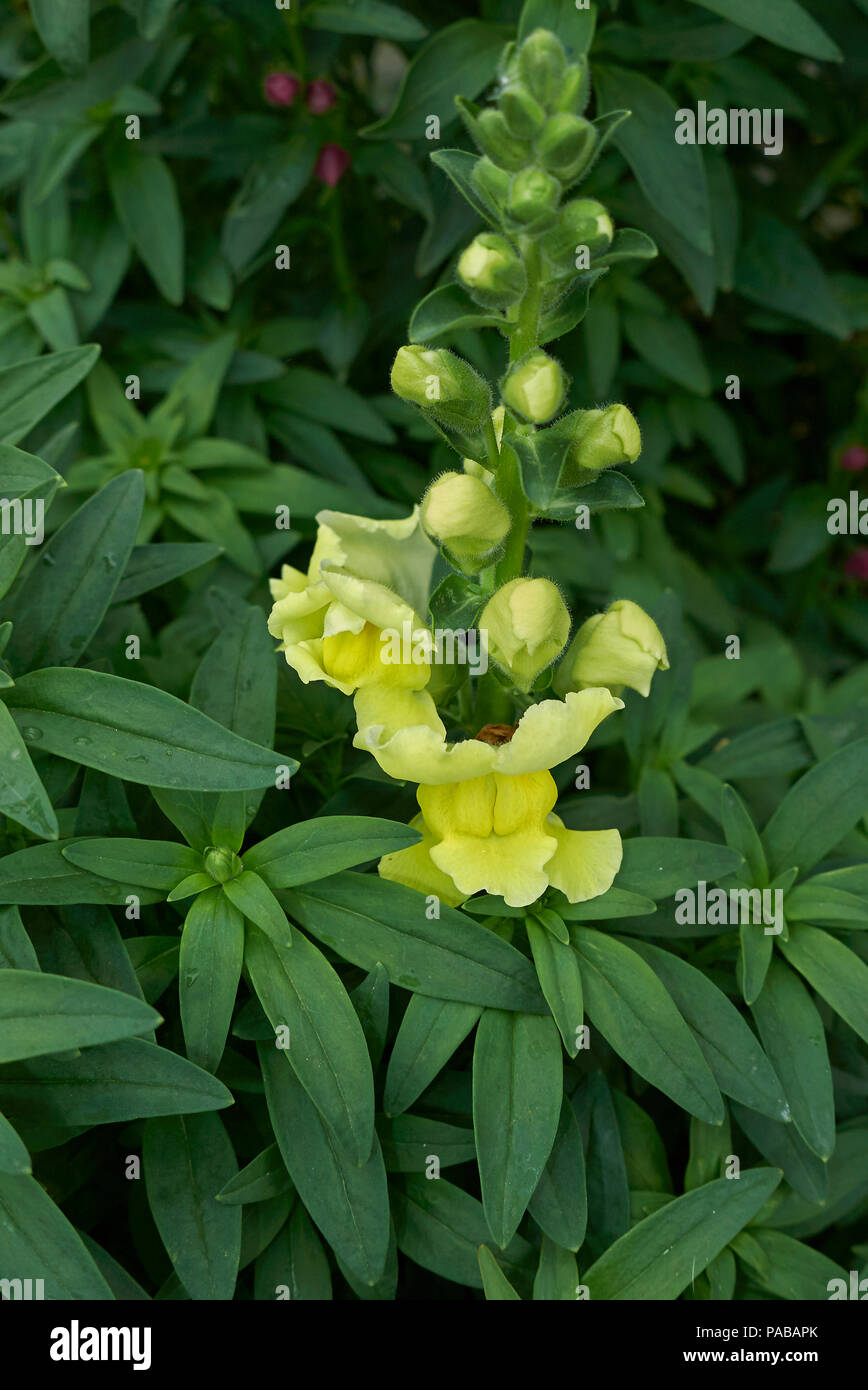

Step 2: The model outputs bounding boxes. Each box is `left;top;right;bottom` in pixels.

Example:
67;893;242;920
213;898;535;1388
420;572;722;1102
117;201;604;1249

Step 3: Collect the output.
373;690;624;908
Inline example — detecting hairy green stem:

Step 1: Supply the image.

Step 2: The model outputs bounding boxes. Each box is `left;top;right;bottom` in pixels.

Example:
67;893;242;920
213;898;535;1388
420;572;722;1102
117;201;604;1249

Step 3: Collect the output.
509;238;543;362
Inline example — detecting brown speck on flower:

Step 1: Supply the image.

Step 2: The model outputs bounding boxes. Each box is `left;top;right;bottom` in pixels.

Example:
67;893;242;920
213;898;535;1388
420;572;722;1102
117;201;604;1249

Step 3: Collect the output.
475;723;519;745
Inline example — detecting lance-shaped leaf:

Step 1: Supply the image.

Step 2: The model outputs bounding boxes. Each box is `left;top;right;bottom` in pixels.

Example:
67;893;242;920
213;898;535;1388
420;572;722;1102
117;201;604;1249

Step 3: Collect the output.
409;284;509;345
583;1168;782;1299
107;147;184;305
0;344;99;445
0;970;159;1064
245;923;375;1165
762;739;868;877
62;838;201;891
392;1173;533;1290
0;1172;113;1299
750;960;835;1160
180;888;245;1074
245;816;420;888
473;1009;563;1248
779;923;868;1048
383;994;481;1116
6;668;297;791
0;701;58;840
527;1097;587;1253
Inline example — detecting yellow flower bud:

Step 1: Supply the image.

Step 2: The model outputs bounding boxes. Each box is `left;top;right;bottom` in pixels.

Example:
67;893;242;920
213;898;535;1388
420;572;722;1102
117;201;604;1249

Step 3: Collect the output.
457;233;527;309
557;404;641;483
501;350;567;424
480;577;570;691
421;471;511;568
554;599;669;699
391;345;491;433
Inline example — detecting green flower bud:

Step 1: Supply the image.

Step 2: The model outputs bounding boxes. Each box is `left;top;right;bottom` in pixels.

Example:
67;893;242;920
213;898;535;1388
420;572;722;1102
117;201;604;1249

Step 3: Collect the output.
421;470;511;568
391;345;492;433
471;156;512;218
541;198;614;272
475;108;532;171
518;29;568;107
481;577;571;691
535;113;597;182
498;82;546;139
550;59;591;115
501;350;568;424
506;166;561;233
554;600;669;699
556;405;641;483
204;846;243;883
457;233;527;309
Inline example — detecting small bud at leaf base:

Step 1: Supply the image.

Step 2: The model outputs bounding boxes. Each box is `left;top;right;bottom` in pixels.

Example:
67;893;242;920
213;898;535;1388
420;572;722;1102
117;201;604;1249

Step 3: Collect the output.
481;577;571;690
391;345;492;433
518;29;568;107
506;166;561;232
204;846;243;883
557;404;641;483
457;233;527;309
535;113;597;181
498;82;547;139
554;599;669;699
501;350;568;424
420;471;511;566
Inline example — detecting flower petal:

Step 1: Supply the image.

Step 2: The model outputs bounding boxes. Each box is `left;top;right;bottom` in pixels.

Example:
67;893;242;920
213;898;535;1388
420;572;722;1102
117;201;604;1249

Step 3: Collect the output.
378;813;466;907
545;814;622;903
431;829;557;908
494;688;623;776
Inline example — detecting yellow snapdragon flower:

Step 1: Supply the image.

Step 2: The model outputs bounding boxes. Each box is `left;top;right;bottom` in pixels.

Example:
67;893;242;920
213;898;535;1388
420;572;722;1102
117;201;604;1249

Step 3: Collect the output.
267;509;436;696
365;687;623;908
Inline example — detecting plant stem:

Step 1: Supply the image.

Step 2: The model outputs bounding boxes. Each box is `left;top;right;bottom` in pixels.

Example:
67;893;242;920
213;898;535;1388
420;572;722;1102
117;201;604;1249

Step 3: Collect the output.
493;444;529;584
509;238;543;362
326;188;353;299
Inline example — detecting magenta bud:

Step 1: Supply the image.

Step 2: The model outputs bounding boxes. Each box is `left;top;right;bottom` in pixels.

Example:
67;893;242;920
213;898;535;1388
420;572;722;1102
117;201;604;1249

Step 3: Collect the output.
307;79;338;114
315;143;351;186
841;445;868;472
844;548;868;581
264;71;301;107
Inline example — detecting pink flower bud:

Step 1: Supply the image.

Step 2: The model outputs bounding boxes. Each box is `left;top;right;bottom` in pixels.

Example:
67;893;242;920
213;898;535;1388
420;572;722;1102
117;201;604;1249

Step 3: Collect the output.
841;445;868;472
844;548;868;581
307;79;338;114
264;71;301;107
315;143;351;186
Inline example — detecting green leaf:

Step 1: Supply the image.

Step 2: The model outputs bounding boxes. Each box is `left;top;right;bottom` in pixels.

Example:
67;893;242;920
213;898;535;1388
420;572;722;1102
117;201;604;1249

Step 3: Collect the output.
0;840;165;907
409;283;508;344
62;838;200;891
779;924;868;1047
762;739;868;876
378;1113;476;1171
0;970;159;1063
149;336;237;446
616;837;743;898
519;0;596;50
731;1103;827;1205
304;0;427;41
113;541;222;604
179;888;245;1074
262;368;395;444
736;213;849;339
478;1245;521;1299
259;1045;390;1286
245;923;375;1165
622;308;711;395
0;1110;30;1173
6;472;143;671
0;1172;113;1298
0;446;62;600
0;1037;233;1124
217;1143;292;1206
573;929;724;1123
527;1098;587;1252
721;784;768;885
526;917;584;1055
429;148;498;227
144;1113;241;1300
392;1173;532;1290
6;668;296;791
583;1168;781;1299
253;1204;332;1301
626;939;787;1121
361;20;509;140
473;1010;562;1248
224;872;291;949
384;994;481;1116
593;66;712;255
29;0;90;70
107;148;184;305
533;1235;579;1300
0;701;58;840
0;344;99;445
282;873;544;1012
246;816;419;888
750;961;834;1160
687;0;842;61
221;134;319;272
